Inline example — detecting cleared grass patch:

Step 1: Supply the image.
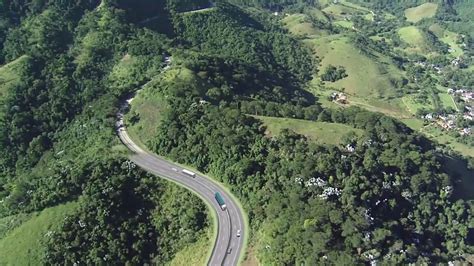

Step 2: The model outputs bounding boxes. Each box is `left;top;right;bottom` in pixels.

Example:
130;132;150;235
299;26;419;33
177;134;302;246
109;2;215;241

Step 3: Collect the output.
322;1;368;18
306;36;403;99
334;20;353;29
282;14;321;37
242;246;259;266
0;213;33;239
338;0;370;12
404;3;438;23
127;86;167;146
438;92;457;110
181;7;216;15
398;26;429;54
420;125;474;158
127;67;198;145
401;118;424;131
255;115;364;145
429;24;464;57
323;4;357;17
349;97;411;119
401;94;430;115
0;201;78;265
306;8;329;22
0;56;28;99
169;230;211;266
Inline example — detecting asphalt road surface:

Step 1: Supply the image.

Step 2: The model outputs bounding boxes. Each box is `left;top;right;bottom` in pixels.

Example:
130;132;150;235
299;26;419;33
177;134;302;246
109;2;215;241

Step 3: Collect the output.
117;126;245;266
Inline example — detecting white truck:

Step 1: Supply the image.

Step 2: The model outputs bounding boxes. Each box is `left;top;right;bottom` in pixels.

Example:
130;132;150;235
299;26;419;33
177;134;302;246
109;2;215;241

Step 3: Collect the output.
182;169;196;178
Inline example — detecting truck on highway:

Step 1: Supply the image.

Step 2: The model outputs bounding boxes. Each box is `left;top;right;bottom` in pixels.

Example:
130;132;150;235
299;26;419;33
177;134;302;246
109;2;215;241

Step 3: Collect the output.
215;192;227;210
182;169;196;178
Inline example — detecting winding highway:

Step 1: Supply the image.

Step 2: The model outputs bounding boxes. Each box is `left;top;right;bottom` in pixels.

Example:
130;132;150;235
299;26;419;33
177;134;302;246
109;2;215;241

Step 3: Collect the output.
117;111;246;265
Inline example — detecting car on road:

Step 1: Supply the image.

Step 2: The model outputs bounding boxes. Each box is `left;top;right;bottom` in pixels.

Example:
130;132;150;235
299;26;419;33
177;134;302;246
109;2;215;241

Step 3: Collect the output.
236;230;241;237
227;248;232;254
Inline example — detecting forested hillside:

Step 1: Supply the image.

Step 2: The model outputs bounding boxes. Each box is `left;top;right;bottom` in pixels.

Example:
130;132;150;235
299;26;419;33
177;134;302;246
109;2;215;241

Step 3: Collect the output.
0;0;473;265
0;0;208;264
129;1;473;265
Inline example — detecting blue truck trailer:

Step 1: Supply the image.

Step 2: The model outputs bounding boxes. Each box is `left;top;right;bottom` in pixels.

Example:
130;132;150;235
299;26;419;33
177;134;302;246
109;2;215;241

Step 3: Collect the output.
215;192;227;210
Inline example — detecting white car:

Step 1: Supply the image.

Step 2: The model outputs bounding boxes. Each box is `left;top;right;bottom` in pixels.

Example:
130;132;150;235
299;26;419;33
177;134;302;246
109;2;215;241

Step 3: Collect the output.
236;230;241;237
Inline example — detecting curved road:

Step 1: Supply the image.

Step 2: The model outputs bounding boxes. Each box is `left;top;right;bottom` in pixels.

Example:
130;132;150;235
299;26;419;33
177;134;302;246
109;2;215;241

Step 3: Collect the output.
117;119;245;265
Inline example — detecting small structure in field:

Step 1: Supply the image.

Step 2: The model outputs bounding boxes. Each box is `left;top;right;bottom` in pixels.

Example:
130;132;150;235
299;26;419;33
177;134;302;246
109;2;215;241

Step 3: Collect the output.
330;92;348;104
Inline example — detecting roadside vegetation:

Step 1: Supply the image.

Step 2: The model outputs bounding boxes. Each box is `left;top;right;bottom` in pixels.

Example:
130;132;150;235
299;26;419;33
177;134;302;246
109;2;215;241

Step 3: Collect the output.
0;202;78;265
0;1;209;264
0;0;472;265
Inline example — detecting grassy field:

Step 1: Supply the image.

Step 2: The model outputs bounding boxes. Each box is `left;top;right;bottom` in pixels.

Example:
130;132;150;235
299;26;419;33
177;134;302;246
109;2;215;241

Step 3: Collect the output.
181;7;216;15
401;94;431;115
241;247;259;266
349;96;411;119
429;23;464;57
322;0;369;18
401;118;424;131
127;67;198;145
420;125;474;158
305;36;404;99
306;8;329;22
169;231;211;266
282;14;322;37
254;115;364;145
0;56;28;99
338;0;370;12
0;201;78;265
401;119;474;159
438;92;457;110
334;20;354;29
404;3;438;23
127;87;167;146
398;26;429;54
0;213;33;239
323;4;359;17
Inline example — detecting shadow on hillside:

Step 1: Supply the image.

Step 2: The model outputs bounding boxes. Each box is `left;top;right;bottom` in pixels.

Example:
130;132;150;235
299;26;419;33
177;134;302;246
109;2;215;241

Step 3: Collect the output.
441;155;474;201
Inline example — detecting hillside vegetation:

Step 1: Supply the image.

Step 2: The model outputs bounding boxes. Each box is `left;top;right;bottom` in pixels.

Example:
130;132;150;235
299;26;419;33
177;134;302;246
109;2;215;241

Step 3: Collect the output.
0;55;28;99
0;0;472;265
0;202;78;265
256;116;364;145
124;3;474;265
307;36;403;99
0;1;209;264
279;0;474;159
398;26;430;54
404;3;438;23
282;14;322;37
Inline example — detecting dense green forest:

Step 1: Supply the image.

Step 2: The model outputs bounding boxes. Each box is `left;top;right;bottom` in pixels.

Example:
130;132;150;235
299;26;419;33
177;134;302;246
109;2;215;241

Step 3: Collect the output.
0;0;473;264
141;1;473;264
0;0;207;264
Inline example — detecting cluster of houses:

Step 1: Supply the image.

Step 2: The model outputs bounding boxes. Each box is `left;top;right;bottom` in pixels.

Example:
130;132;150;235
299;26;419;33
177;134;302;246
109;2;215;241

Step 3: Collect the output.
451;57;463;67
447;88;474;102
330;91;348;104
413;61;444;74
413;56;466;74
422;112;472;136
